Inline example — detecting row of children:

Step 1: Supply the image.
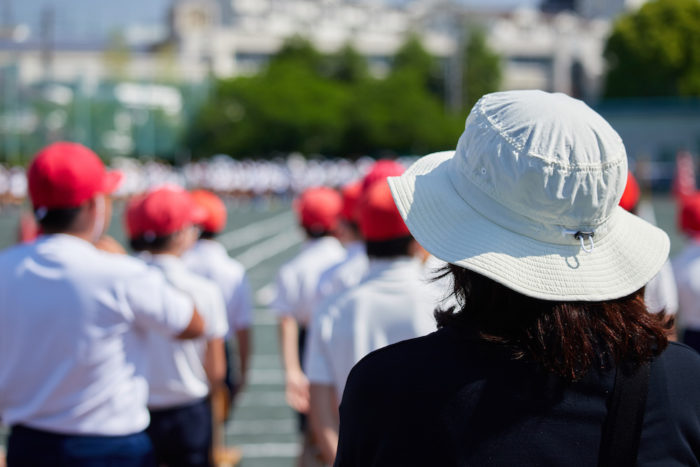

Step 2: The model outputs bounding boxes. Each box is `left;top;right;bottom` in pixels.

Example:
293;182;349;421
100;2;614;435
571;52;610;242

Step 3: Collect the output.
0;142;252;466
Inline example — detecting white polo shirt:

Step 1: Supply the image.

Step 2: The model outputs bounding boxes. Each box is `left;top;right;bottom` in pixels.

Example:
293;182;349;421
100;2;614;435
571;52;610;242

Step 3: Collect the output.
142;254;229;409
271;236;346;327
0;234;194;436
183;239;253;333
673;241;700;329
305;257;440;399
316;241;369;301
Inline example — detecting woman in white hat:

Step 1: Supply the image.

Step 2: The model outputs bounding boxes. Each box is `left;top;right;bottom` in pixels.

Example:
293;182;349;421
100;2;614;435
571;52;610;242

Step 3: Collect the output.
333;90;700;467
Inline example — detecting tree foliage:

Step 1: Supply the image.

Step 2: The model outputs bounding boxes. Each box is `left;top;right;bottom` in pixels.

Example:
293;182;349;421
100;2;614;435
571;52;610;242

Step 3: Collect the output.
187;33;501;159
603;0;700;98
464;27;502;111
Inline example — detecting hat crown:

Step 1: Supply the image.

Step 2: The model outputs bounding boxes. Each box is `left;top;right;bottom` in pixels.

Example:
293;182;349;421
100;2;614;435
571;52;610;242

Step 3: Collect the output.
28;142;106;209
454;90;627;232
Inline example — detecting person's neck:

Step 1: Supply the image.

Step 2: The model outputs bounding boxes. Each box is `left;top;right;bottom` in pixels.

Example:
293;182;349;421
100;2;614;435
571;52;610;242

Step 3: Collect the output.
149;248;181;258
47;230;95;244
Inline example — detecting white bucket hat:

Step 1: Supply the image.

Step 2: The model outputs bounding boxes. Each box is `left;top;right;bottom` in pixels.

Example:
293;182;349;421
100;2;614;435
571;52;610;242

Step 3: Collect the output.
388;90;669;301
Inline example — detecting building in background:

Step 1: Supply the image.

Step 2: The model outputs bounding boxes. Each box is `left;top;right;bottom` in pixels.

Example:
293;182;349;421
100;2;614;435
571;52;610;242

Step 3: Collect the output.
7;0;697;170
1;0;650;94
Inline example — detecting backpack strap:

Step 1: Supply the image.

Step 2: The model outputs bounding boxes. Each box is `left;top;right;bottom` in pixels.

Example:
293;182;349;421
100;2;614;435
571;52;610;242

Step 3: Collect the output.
598;361;651;467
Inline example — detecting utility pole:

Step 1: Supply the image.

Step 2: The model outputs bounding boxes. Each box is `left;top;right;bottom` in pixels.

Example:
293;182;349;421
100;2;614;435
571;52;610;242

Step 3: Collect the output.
444;1;467;113
40;5;54;82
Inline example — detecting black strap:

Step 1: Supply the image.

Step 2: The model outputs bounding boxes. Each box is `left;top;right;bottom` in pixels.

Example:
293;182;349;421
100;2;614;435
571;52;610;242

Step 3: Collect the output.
598;361;651;467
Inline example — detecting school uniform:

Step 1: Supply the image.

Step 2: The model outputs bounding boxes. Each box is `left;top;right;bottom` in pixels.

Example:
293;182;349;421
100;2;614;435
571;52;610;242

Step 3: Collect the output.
315;241;369;301
673;240;700;351
142;253;229;467
271;236;346;330
183;239;252;336
645;260;678;315
0;234;194;465
305;257;439;399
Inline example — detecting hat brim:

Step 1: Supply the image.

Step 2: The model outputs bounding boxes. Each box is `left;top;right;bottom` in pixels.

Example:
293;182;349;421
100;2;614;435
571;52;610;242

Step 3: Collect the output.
388;151;670;301
102;170;124;195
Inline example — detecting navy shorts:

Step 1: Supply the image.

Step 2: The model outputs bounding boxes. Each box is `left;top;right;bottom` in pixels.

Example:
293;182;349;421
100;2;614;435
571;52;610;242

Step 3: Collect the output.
146;397;212;467
7;425;155;467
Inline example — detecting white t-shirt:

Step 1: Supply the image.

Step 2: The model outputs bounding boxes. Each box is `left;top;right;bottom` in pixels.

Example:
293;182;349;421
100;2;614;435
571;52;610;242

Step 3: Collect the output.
271;236;346;327
143;254;229;409
183;239;253;333
316;241;369;301
305;257;440;399
673;241;700;329
645;261;678;315
0;234;194;435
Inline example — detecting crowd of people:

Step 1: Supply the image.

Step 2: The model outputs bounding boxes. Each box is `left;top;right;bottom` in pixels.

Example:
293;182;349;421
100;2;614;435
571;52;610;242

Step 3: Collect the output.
0;154;396;206
1;90;700;467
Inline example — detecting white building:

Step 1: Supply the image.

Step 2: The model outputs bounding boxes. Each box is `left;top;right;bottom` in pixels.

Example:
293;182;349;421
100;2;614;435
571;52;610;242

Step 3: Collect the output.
0;0;649;100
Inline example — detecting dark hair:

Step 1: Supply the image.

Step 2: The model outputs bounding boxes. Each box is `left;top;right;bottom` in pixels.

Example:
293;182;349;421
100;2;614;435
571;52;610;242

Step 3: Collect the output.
365;235;413;258
129;234;175;253
303;226;333;239
199;230;218;240
342;220;361;237
36;207;82;233
435;264;669;382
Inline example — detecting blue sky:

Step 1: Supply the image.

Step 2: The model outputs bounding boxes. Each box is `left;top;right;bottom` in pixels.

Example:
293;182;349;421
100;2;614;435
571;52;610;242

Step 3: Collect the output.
6;0;540;45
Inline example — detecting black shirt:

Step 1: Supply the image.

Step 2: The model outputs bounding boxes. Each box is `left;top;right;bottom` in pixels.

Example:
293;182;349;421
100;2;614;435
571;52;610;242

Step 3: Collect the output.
335;326;700;466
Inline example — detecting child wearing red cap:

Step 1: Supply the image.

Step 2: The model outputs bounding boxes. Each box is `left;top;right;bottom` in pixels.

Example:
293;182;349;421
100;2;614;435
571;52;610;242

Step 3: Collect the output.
304;180;440;465
619;173;678;337
126;186;229;466
270;186;346;464
0;143;204;466
315;181;368;300
315;161;407;306
184;190;252;405
673;192;700;352
182;190;252;464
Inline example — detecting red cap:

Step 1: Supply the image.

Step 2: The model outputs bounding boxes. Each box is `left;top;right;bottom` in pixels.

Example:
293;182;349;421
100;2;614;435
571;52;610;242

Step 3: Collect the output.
358;180;410;241
124;194;146;239
680;192;700;239
619;172;640;212
191;189;227;233
125;186;207;239
295;187;343;232
28;142;123;209
361;160;405;192
340;181;362;222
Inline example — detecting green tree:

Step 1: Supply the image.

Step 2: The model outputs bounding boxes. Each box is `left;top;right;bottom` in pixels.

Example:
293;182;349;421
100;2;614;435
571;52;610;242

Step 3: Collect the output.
329;44;369;83
463;27;502;111
392;34;444;99
188;50;348;157
186;35;464;159
269;35;325;75
603;0;700;98
350;72;463;155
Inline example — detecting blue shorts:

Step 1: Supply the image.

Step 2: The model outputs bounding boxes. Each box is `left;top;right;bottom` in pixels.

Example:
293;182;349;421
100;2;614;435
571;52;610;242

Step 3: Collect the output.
7;425;155;467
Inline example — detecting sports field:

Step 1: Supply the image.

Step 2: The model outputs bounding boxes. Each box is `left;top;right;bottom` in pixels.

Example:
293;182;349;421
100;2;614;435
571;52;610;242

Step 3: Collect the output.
0;194;687;466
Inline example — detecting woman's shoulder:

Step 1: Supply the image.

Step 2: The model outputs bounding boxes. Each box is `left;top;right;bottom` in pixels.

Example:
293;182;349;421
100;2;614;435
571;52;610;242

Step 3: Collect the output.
344;326;483;399
657;341;700;375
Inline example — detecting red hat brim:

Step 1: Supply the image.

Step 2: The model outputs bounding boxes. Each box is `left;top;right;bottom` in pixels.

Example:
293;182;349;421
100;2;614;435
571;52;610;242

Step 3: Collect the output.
102;170;124;195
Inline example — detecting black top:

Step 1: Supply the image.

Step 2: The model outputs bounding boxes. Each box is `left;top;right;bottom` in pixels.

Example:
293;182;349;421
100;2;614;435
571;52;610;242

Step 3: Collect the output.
335;326;700;467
